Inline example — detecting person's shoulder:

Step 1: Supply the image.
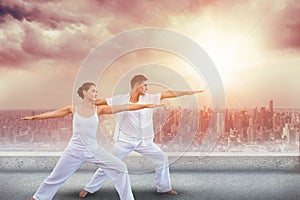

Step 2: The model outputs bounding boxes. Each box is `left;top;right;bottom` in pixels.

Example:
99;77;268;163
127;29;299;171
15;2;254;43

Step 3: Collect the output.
142;93;160;101
145;92;160;96
145;93;160;98
66;105;74;112
141;93;150;99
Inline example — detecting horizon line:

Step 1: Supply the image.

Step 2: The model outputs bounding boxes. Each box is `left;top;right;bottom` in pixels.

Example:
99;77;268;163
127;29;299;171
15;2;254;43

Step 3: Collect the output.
1;107;300;111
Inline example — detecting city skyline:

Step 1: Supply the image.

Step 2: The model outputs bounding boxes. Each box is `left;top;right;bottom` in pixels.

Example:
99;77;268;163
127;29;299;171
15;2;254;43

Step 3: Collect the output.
0;99;299;154
1;0;300;109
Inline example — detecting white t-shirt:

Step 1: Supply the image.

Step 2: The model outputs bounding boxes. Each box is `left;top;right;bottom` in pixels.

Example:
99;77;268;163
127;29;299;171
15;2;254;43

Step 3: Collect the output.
106;93;161;142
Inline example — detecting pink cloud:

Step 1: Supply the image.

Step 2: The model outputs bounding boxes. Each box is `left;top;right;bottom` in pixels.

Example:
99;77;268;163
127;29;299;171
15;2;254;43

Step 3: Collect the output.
0;0;112;68
265;1;300;49
0;0;230;70
0;0;300;109
1;0;300;68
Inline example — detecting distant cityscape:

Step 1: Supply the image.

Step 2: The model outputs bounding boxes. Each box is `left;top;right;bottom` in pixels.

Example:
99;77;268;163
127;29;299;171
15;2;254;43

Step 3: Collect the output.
0;100;299;154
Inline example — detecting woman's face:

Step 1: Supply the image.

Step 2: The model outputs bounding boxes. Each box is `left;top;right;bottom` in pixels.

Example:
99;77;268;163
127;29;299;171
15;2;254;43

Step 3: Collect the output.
84;85;98;101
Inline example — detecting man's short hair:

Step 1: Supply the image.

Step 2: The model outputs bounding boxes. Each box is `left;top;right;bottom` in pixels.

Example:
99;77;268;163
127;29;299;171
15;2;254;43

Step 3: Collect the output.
130;74;148;88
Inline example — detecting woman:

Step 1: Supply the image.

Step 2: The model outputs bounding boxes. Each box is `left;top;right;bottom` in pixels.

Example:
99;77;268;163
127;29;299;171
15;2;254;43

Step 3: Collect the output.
22;82;163;200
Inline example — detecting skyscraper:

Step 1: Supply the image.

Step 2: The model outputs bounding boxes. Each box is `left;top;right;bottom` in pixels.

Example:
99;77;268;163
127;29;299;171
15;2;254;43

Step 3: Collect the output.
248;117;256;144
269;100;274;129
269;100;274;114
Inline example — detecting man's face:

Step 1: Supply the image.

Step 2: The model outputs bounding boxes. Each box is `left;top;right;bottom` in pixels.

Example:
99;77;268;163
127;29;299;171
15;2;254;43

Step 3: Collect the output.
135;81;148;95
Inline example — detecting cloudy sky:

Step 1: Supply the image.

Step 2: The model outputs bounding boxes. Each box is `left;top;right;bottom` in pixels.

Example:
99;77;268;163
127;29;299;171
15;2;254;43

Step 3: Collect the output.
0;0;299;109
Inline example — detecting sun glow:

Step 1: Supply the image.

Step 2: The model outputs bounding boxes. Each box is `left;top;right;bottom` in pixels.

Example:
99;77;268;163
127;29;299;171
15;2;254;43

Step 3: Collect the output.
172;11;267;82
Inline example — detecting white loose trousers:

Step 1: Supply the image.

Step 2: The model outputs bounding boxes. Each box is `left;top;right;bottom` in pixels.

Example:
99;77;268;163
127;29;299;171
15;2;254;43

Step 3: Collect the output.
84;139;172;194
33;146;134;200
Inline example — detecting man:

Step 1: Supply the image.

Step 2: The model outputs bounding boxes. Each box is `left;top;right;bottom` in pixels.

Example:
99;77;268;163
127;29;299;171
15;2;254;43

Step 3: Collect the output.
79;74;203;197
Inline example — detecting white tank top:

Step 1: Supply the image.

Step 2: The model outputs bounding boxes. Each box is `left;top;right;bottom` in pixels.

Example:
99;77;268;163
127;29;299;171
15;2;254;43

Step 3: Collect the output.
119;101;142;141
68;106;99;151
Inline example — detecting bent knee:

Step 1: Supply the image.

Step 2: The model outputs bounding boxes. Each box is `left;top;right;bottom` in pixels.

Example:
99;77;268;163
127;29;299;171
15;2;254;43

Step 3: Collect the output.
158;151;168;163
117;161;128;173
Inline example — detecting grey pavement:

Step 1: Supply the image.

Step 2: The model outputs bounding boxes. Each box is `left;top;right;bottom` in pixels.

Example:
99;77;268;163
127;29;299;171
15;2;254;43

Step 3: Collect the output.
1;168;300;200
1;154;300;200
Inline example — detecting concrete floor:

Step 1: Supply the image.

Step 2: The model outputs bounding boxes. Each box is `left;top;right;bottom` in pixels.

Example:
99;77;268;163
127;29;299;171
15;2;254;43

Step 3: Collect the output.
1;169;300;200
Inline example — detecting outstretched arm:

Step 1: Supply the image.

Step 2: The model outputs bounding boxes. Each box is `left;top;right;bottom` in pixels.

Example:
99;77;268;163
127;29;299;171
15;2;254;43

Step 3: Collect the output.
95;98;108;106
98;104;164;115
161;90;203;100
21;105;72;120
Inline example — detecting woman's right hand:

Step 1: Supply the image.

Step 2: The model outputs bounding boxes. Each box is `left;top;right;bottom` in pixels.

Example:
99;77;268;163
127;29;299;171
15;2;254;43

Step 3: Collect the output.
21;116;34;120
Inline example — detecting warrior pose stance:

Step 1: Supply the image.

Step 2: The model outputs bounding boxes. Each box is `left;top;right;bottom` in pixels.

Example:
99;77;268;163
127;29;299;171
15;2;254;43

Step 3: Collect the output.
22;82;162;200
79;75;203;197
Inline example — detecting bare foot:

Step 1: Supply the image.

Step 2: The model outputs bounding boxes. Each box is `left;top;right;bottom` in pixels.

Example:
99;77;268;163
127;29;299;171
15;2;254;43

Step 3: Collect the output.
165;189;178;195
30;198;35;200
79;189;88;198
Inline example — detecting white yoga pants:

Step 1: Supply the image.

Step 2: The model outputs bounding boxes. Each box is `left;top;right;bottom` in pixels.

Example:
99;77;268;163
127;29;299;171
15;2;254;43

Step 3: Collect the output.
84;140;172;193
33;147;134;200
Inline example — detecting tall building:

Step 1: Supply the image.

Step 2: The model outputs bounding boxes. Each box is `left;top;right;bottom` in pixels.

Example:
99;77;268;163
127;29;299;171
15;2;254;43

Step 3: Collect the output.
248;117;256;144
253;107;258;121
282;123;289;139
273;113;278;131
199;109;204;133
216;112;223;134
269;100;274;130
260;107;268;128
269;100;274;114
296;131;300;146
288;128;297;144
